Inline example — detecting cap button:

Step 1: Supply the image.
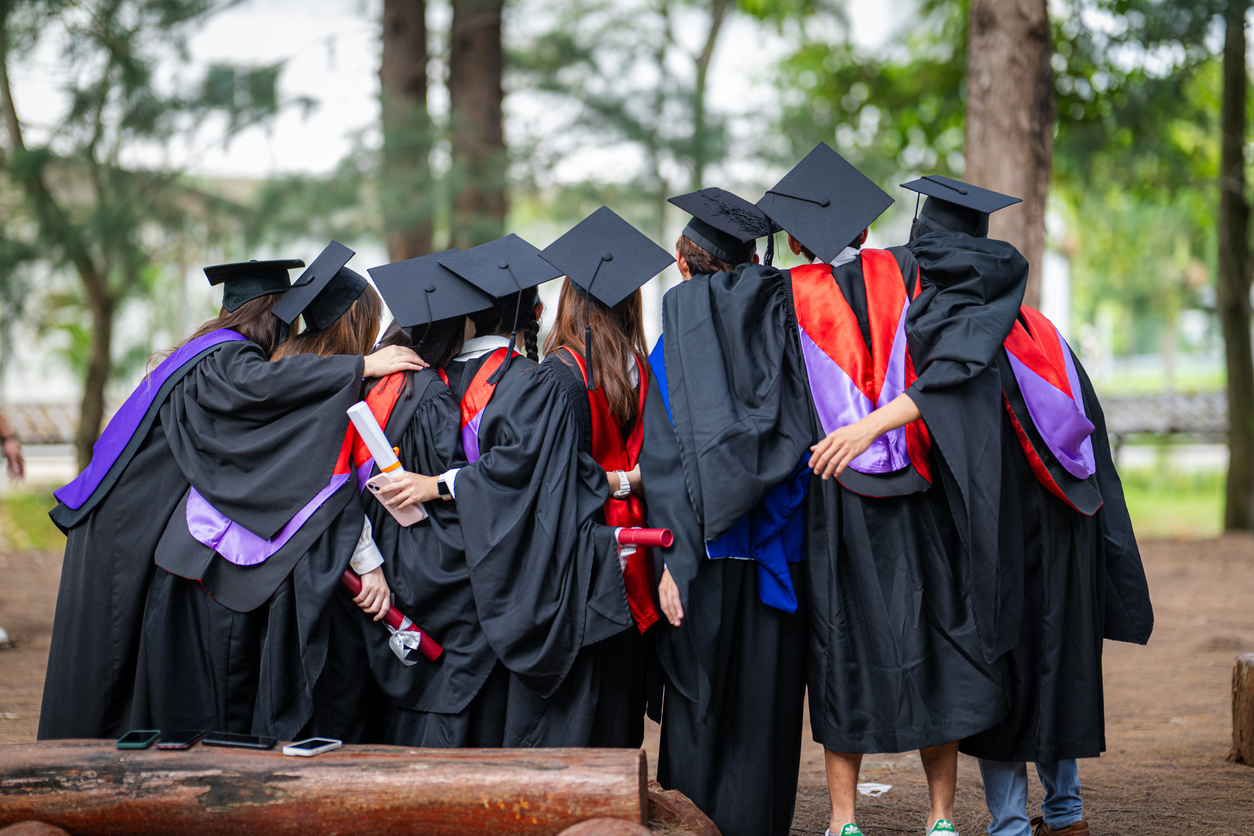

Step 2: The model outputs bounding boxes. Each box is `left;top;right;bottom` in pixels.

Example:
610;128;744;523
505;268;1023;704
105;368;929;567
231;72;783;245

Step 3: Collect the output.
425;283;436;292
818;197;831;207
602;251;614;261
498;261;509;269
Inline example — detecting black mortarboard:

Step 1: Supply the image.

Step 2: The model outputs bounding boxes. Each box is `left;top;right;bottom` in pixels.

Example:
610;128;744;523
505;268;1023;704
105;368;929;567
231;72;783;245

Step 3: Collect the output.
271;241;365;329
368;248;494;338
438;233;562;298
204;258;303;312
668;187;770;265
756;143;893;264
539;206;674;308
540;206;674;389
438;234;563;382
902;175;1022;239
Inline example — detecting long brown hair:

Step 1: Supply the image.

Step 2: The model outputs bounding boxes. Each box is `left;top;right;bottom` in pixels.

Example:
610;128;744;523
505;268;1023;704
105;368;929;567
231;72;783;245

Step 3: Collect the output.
271;284;384;360
543;277;648;427
175;293;286;358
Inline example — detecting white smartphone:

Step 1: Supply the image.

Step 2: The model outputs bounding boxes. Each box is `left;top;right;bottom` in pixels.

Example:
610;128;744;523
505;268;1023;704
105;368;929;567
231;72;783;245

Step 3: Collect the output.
365;470;428;527
282;737;343;757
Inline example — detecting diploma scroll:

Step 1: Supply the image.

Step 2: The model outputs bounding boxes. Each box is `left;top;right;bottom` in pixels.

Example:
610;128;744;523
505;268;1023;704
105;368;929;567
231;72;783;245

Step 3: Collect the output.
614;527;674;548
347;402;427;527
340;569;443;663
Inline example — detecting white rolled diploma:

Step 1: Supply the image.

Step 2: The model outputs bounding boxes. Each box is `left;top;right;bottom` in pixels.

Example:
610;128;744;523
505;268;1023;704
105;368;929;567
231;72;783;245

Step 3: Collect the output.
348;402;404;474
348;402;427;526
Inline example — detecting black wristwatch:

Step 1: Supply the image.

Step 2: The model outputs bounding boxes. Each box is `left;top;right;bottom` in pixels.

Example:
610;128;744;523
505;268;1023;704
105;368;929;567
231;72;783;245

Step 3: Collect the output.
436;472;454;501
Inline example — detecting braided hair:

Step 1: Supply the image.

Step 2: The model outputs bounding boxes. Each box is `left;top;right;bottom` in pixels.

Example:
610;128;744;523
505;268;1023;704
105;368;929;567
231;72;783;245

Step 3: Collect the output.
471;289;541;361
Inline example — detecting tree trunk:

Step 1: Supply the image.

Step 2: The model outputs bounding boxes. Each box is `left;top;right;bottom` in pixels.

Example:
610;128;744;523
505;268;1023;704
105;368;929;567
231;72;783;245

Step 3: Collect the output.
379;0;434;262
0;742;648;836
448;0;506;250
1231;652;1254;764
75;291;113;471
1218;0;1254;531
965;0;1055;307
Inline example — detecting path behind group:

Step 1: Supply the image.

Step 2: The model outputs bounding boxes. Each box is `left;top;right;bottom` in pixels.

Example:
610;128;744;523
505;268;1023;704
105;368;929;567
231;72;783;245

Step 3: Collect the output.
3;538;1253;834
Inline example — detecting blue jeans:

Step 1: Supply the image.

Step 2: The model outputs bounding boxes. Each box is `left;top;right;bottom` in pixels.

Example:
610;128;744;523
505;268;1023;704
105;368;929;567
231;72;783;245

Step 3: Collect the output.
978;759;1083;836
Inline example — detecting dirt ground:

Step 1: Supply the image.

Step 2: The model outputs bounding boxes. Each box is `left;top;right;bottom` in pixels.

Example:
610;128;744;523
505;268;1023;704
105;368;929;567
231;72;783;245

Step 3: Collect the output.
2;536;1253;835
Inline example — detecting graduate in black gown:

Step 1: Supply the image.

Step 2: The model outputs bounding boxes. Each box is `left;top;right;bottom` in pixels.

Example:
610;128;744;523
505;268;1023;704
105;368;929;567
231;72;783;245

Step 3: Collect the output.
39;251;423;740
643;187;809;836
657;145;1018;836
387;208;672;747
900;180;1153;836
360;240;546;747
131;242;425;742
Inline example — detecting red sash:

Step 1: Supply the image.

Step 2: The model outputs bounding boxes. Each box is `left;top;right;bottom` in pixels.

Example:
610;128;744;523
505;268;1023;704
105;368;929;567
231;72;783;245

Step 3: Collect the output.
561;348;659;634
791;251;932;495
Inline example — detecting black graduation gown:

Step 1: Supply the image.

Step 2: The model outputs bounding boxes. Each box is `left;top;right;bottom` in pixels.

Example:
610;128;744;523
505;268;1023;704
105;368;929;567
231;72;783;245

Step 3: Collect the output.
904;232;1032;663
373;356;533;748
39;341;360;740
453;355;637;747
128;348;364;741
644;357;808;836
656;254;1013;755
960;353;1153;764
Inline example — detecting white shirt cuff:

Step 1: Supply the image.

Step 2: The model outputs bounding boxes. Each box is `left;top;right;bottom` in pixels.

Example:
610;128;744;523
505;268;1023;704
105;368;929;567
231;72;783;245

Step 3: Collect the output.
350;517;385;575
441;468;461;500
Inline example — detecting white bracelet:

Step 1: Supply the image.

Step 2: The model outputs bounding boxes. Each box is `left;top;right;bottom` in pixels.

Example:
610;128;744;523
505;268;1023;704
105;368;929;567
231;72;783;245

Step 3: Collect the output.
613;470;631;500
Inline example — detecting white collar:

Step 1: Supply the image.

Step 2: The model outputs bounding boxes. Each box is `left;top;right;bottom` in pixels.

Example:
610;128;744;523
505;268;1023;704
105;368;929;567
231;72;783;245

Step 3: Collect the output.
455;335;512;362
825;246;861;268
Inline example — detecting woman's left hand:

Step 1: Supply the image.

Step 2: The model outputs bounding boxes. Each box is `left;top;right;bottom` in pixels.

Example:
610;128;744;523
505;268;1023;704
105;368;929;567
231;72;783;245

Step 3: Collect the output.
375;471;440;509
353;566;392;622
809;419;878;480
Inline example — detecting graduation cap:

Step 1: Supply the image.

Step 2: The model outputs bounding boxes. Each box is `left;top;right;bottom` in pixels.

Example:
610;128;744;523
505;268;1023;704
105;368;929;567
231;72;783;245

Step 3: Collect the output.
539;206;674;389
901;174;1022;239
368;248;494;342
438;234;563;382
668;187;771;266
271;241;368;330
756;143;894;264
204;258;304;312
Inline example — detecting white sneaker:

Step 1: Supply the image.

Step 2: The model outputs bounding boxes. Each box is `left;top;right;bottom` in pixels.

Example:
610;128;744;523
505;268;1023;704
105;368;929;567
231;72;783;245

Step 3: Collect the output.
927;820;958;836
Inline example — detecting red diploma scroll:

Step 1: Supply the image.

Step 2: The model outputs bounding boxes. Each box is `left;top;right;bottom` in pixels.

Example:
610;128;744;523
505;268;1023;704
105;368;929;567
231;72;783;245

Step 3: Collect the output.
614;527;674;548
340;570;443;661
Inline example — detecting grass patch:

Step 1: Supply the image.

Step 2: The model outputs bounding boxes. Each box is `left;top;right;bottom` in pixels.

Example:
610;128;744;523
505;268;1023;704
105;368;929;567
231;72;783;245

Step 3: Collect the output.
0;489;62;551
1119;468;1223;539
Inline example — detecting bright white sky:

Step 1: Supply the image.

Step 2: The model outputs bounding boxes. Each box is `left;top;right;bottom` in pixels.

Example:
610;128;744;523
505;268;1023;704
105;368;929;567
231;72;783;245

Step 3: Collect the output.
9;0;908;181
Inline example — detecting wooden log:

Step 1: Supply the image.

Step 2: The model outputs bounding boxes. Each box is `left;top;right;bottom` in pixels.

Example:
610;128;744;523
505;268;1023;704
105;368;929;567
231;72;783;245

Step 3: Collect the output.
557;819;652;836
646;781;721;836
1231;653;1254;765
0;823;71;836
0;741;646;836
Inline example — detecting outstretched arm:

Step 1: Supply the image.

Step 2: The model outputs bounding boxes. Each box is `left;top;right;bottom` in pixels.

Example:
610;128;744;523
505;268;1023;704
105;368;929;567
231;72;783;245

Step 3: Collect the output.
808;392;922;480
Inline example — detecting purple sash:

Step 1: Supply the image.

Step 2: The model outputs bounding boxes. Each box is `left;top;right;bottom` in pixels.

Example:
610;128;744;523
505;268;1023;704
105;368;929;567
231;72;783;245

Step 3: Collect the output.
54;330;247;511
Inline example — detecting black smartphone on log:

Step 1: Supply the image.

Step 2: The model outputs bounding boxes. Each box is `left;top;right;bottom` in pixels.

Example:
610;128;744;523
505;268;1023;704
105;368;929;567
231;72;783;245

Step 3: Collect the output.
116;730;160;749
201;732;277;750
156;730;206;749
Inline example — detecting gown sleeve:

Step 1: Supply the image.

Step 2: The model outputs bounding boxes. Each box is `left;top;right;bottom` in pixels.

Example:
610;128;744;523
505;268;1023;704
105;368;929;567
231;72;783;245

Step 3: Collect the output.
899;235;1031;663
453;361;632;698
161;343;364;538
661;264;813;541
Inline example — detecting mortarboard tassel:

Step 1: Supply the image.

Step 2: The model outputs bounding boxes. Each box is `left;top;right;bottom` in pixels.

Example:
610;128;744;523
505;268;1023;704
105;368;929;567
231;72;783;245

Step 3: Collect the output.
488;262;524;386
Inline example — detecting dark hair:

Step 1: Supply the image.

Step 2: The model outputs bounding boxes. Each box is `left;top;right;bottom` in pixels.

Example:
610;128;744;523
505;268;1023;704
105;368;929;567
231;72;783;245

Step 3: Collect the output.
542;278;647;427
469;292;540;362
677;234;741;275
373;316;464;399
271;284;384;361
175;293;285;358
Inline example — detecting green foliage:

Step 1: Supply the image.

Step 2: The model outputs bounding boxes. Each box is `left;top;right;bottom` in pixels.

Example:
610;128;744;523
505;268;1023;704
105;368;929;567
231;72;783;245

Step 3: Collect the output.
0;488;61;552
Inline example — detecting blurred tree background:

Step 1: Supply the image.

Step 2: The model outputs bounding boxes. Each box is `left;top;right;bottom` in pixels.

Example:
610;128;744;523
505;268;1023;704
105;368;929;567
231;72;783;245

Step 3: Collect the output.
1;0;1252;532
